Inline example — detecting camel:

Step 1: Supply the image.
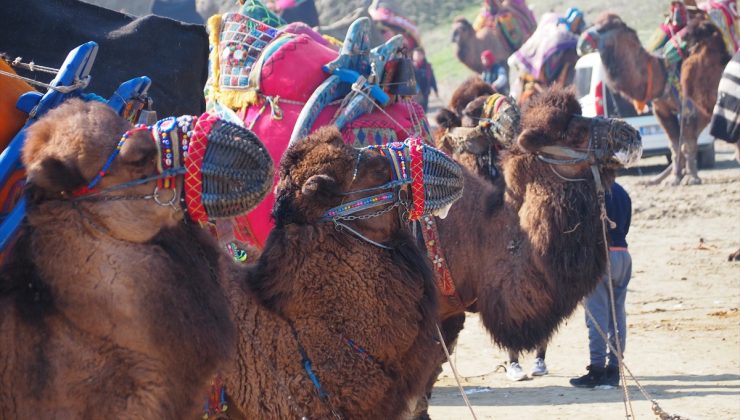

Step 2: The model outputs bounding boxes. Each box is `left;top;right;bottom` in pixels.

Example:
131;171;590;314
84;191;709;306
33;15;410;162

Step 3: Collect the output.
217;126;468;418
578;13;731;185
0;99;256;418
1;98;465;418
451;0;536;73
429;87;643;352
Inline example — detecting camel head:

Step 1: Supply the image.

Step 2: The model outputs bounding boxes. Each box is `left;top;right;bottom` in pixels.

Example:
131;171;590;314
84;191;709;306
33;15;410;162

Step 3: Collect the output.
275;126;464;247
517;87;642;182
433;77;495;151
577;13;637;57
451;17;485;72
439;94;521;182
23;99;273;243
22;99;181;242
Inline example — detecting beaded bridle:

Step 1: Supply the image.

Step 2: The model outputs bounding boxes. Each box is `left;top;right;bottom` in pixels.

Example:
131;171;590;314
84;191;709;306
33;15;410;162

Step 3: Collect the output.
321;138;427;249
71;116;194;210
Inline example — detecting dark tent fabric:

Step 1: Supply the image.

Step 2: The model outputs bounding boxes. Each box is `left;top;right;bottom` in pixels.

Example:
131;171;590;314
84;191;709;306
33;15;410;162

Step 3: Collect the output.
0;0;208;117
151;0;204;25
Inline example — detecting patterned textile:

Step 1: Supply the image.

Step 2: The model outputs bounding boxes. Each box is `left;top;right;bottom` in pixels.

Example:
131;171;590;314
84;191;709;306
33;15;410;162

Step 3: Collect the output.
205;14;436;247
473;0;536;51
509;13;578;83
710;51;740;142
239;0;286;28
700;0;740;54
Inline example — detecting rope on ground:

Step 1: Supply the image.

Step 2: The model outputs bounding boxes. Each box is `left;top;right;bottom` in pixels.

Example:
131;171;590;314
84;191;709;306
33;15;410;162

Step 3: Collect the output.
597;196;636;419
592;188;690;419
436;323;479;420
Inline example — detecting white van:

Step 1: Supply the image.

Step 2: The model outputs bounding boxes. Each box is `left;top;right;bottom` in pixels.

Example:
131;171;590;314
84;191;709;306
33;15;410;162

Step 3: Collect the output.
574;52;715;167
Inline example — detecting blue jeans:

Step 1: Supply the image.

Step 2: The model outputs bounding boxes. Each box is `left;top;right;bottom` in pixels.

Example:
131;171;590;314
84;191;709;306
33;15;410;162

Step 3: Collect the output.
585;249;632;368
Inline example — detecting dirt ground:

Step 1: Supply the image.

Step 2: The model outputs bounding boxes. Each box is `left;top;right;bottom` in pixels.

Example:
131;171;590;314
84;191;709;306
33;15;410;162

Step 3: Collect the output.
426;139;740;419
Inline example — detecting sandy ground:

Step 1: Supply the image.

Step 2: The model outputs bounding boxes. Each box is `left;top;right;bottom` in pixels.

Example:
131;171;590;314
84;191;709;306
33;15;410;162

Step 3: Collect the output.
425;131;740;419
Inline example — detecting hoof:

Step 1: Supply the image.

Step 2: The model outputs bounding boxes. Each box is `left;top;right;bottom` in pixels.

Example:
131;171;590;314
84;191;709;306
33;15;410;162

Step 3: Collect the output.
662;175;683;187
681;175;702;186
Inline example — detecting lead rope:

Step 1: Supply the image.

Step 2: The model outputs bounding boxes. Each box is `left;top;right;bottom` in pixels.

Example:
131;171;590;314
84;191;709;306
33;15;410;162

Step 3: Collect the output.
435;323;479;420
585;170;687;420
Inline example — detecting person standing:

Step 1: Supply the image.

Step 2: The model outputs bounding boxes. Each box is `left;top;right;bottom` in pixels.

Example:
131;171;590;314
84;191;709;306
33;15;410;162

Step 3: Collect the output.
412;47;438;113
480;50;509;95
505;344;548;381
571;182;632;388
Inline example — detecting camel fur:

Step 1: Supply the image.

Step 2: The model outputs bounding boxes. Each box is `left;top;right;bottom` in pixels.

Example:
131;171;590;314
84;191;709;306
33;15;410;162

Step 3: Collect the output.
436;87;620;351
219;126;441;419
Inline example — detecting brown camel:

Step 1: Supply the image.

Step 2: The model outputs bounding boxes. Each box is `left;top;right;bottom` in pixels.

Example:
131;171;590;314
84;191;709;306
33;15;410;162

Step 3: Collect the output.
452;0;536;74
578;13;731;185
0;99;243;418
433;87;642;351
219;126;468;419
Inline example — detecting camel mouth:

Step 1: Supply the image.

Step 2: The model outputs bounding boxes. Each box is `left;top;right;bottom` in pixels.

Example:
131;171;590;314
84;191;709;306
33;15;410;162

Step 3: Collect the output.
606;119;642;167
587;117;643;167
72;113;273;223
324;139;464;222
577;29;600;56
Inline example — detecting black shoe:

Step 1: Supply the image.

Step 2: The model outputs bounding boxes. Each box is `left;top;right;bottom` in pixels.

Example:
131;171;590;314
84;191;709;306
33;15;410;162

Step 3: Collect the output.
569;365;606;388
600;365;620;388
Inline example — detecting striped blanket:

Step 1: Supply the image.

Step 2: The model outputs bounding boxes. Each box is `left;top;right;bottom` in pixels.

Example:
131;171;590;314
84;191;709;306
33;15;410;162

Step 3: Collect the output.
710;51;740;143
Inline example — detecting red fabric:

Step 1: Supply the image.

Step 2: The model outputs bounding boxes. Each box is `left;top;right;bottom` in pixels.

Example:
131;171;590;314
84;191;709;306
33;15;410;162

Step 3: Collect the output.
408;137;425;221
481;49;495;64
184;112;218;223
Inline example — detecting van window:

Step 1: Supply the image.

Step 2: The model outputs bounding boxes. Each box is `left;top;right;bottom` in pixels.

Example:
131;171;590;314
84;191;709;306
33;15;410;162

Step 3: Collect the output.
574;67;592;99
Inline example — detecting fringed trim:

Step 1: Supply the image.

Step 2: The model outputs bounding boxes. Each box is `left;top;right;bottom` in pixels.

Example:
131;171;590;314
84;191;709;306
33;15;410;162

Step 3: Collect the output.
206;14;224;105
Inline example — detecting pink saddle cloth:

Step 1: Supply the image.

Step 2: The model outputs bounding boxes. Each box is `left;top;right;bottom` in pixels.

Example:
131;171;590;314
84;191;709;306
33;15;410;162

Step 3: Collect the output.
206;16;431;248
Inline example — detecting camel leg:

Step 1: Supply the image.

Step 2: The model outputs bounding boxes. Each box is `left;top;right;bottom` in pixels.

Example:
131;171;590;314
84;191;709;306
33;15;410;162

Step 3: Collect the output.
414;313;467;420
650;102;685;186
680;110;705;186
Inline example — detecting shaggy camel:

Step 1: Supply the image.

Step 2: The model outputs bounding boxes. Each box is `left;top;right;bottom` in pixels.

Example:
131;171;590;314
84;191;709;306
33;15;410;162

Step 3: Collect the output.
431;87;642;352
451;0;536;73
0;99;269;418
578;13;731;185
218;126;467;419
1;99;463;418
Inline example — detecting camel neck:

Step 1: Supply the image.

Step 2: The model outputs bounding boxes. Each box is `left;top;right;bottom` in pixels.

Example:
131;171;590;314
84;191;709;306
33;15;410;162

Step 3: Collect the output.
601;38;667;103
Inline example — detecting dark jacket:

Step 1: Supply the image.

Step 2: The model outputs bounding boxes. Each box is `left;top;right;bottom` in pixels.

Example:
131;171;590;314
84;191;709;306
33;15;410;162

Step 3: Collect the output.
414;60;437;97
605;182;631;249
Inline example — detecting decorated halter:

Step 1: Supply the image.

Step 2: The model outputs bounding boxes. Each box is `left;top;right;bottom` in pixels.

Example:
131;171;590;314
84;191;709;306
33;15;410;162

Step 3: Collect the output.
322;137;463;249
537;115;642;190
72;113;273;223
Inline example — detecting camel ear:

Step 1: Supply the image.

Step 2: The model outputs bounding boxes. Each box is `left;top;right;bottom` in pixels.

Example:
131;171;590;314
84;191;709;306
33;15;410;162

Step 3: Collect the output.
517;128;551;153
301;174;339;198
118;131;156;167
26;156;87;201
436;108;461;129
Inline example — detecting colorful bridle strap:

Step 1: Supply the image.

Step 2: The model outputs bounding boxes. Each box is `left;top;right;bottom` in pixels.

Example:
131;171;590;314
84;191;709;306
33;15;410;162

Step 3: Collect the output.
320;137;427;222
72;125;149;197
150;116;196;190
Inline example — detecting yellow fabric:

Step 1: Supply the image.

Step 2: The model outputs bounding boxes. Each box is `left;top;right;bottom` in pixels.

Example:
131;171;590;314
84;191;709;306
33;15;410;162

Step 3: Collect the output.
205;13;260;110
0;61;34;151
321;34;343;48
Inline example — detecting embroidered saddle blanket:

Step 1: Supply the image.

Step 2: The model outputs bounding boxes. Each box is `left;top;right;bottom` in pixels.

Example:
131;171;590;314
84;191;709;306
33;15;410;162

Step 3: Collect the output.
509;13;578;83
206;10;431;248
473;0;537;52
